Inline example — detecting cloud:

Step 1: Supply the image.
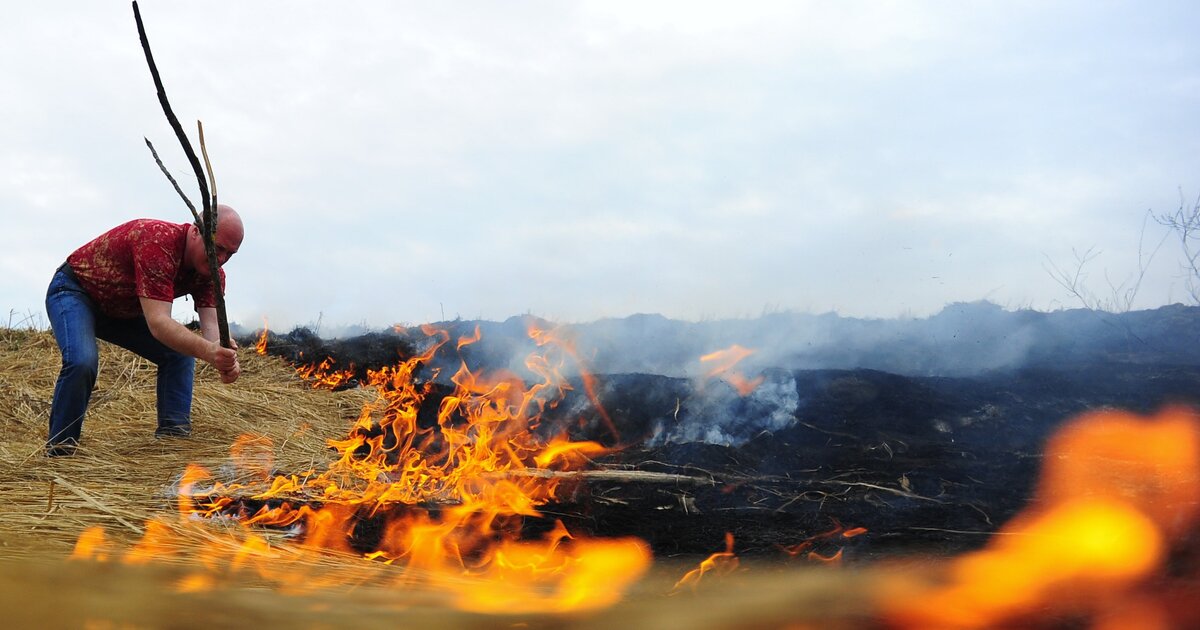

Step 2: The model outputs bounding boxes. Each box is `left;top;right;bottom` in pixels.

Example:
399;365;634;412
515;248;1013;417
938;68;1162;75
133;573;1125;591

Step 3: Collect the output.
1;1;1199;329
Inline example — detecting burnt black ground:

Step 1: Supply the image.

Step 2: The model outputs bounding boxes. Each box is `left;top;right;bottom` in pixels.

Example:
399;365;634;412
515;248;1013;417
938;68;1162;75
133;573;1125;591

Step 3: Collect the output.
238;303;1200;559
542;362;1200;557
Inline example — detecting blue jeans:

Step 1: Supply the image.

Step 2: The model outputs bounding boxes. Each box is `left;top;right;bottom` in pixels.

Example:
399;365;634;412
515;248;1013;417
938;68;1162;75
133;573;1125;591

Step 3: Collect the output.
45;265;195;446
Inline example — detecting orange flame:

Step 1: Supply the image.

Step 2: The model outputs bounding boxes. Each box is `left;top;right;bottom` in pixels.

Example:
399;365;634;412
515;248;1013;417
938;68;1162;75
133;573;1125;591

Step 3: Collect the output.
70;526;109;561
450;525;651;613
295;357;357;390
254;318;269;355
699;344;764;396
528;322;620;442
123;519;183;565
534;436;610;470
673;532;739;591
777;518;867;564
882;406;1200;629
75;324;651;611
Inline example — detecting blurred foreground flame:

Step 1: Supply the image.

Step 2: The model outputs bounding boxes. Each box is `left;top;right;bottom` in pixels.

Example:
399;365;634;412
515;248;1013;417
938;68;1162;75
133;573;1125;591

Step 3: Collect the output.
881;406;1200;629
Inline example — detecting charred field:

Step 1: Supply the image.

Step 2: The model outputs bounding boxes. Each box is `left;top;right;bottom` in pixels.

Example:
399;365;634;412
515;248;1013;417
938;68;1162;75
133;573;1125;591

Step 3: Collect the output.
254;302;1200;558
2;300;1200;627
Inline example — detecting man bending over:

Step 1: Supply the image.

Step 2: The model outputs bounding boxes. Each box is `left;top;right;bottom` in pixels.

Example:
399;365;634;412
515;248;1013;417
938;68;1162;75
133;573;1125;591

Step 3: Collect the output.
44;204;244;456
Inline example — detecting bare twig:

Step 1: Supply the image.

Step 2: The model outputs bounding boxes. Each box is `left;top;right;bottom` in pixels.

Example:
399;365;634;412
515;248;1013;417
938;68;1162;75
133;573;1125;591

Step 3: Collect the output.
1043;209;1167;314
818;480;943;503
1111;209;1169;312
1043;246;1104;310
144;137;200;224
1156;190;1200;304
198;121;218;209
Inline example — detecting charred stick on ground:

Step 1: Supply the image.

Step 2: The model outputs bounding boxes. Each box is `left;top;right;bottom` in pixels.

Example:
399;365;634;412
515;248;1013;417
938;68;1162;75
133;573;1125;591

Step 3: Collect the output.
131;0;231;348
184;467;874;556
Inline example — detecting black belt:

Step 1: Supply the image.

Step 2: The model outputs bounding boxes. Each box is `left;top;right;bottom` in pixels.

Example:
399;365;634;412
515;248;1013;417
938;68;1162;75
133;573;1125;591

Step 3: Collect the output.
57;261;78;282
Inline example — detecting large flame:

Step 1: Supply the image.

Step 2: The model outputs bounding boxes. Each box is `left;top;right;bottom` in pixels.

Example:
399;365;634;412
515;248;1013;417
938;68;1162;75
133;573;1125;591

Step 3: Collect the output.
77;323;650;612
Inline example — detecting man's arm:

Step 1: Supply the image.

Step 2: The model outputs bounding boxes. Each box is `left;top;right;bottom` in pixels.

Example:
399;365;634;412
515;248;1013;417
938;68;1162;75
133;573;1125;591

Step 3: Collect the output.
141;298;239;383
197;306;220;344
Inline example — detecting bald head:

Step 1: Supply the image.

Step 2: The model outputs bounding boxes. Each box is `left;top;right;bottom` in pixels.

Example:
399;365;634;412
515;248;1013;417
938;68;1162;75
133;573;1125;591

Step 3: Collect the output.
214;204;244;246
186;203;244;276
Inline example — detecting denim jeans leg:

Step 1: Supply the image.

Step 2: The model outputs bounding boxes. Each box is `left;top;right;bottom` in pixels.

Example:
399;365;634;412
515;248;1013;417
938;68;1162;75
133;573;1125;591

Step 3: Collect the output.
98;317;195;429
45;270;101;446
155;352;195;428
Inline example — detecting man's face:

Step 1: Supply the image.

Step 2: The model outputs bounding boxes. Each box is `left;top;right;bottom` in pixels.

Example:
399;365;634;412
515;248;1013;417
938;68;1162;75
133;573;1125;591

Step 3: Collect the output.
189;222;243;277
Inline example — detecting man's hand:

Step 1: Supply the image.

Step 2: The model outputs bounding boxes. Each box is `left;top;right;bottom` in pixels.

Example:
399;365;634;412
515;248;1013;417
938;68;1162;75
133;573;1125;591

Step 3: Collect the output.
198;307;238;383
141;300;242;384
207;340;240;383
218;339;240;384
219;362;240;384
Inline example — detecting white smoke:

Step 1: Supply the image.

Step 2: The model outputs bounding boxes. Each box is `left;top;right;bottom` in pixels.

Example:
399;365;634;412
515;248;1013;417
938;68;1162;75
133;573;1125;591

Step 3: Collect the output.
650;368;800;447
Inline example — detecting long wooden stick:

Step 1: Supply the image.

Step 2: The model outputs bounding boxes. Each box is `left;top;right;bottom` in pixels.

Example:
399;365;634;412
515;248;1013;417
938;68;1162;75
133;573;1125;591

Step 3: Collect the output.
132;1;231;348
197;121;231;347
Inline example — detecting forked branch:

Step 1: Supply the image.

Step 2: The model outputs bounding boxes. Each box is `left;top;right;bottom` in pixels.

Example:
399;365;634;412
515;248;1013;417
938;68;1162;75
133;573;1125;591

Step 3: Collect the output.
132;1;231;348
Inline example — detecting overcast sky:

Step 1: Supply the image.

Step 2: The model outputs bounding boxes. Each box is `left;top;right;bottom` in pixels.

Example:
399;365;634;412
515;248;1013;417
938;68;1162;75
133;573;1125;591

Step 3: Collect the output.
3;1;1198;331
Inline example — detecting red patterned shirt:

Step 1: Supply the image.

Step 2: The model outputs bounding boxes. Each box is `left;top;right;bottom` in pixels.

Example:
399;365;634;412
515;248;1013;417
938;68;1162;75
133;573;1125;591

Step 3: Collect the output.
66;219;225;319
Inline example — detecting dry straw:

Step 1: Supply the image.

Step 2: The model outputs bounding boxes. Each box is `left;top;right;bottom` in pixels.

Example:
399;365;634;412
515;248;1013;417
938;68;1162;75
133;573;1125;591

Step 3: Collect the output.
0;326;371;557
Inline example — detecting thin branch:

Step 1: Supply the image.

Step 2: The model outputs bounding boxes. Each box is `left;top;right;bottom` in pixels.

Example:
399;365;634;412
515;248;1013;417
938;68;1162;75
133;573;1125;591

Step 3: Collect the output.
1135;210;1168;305
198;120;218;210
144;137;200;225
1043;246;1103;310
1156;190;1200;304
